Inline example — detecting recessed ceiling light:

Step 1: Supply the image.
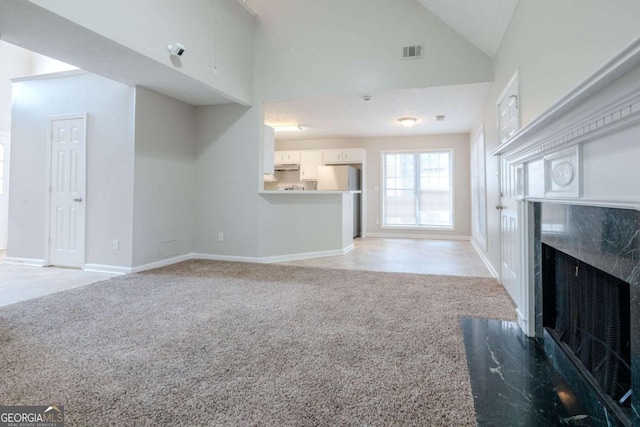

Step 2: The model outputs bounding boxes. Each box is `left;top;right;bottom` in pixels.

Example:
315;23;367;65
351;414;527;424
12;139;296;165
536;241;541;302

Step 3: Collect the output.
398;117;417;127
273;125;304;132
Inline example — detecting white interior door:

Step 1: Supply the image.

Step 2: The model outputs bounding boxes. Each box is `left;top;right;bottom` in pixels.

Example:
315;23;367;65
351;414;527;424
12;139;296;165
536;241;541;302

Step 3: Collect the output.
499;158;520;305
48;115;86;268
0;131;9;250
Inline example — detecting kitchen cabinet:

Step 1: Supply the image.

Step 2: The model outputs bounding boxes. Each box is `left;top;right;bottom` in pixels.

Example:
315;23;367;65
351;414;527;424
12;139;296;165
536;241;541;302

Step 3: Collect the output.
323;148;364;164
274;150;301;164
263;126;275;175
300;150;323;181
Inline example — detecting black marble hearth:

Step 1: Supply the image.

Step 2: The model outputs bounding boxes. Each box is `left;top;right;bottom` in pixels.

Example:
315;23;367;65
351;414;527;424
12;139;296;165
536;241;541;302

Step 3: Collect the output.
462;317;591;426
534;203;640;427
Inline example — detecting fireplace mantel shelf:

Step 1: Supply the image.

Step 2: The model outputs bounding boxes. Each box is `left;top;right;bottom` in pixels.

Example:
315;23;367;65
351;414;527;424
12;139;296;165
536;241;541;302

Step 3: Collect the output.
492;36;640;158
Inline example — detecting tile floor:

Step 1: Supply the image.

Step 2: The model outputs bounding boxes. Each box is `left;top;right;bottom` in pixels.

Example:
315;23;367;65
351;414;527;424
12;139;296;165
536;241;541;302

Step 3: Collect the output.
281;237;493;277
0;250;117;307
0;238;492;307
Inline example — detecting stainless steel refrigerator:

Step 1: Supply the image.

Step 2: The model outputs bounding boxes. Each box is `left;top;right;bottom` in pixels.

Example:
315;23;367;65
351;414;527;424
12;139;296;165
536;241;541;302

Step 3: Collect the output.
317;166;361;237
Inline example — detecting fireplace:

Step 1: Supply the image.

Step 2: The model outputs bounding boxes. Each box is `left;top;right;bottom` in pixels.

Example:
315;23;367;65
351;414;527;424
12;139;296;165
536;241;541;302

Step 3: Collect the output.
536;202;639;426
489;39;640;426
543;243;632;423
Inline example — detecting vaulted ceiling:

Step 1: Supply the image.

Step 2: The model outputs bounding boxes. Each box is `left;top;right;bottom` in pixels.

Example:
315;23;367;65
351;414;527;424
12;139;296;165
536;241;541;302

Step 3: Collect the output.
265;0;521;140
416;0;520;57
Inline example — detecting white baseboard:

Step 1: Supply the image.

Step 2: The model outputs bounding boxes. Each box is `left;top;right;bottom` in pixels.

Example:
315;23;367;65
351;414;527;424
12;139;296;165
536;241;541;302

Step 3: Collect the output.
191;253;260;263
192;244;355;265
3;257;46;267
130;254;193;274
470;238;500;279
257;245;355;263
83;264;132;275
365;232;470;241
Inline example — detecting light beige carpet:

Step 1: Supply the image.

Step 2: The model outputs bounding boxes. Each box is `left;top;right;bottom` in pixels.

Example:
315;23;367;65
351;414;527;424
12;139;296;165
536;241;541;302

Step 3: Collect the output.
0;260;515;426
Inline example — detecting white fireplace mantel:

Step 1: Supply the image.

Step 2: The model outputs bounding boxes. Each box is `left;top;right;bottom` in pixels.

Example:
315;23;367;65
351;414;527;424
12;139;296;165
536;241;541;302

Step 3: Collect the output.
493;36;640;210
489;37;640;337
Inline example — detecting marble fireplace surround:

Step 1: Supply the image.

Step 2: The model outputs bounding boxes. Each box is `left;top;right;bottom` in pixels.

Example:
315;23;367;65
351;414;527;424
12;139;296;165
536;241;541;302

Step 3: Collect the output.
492;37;640;425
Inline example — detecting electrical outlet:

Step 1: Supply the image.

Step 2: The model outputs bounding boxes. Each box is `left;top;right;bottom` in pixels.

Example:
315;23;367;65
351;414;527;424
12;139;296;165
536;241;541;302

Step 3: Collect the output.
112;239;119;250
218;232;224;242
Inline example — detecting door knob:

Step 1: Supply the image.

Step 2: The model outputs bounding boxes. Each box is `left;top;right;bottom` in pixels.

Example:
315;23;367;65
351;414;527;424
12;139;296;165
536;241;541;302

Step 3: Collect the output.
73;198;83;202
495;204;505;210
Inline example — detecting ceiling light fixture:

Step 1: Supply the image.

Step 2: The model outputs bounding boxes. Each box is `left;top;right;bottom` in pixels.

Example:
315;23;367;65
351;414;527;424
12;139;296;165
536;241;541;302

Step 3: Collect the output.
273;125;304;132
398;117;417;128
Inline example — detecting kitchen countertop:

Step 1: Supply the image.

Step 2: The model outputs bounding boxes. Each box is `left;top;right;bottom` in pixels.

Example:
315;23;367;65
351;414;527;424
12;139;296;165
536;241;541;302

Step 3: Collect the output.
259;190;362;195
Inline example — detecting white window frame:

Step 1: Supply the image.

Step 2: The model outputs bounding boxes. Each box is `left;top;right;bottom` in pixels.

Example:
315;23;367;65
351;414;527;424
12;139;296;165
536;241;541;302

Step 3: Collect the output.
380;149;455;230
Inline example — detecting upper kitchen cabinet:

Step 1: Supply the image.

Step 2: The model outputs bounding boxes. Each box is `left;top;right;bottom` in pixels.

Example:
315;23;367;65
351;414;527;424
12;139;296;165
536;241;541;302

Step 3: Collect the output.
300;151;323;181
274;150;301;165
323;148;365;164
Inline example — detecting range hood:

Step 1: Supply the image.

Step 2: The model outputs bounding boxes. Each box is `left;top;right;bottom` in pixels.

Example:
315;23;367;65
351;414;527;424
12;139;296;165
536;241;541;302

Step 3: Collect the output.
274;164;300;172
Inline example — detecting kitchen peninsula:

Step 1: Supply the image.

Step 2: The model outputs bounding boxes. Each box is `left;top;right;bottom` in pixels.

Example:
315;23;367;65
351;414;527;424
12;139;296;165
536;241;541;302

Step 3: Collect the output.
258;143;366;261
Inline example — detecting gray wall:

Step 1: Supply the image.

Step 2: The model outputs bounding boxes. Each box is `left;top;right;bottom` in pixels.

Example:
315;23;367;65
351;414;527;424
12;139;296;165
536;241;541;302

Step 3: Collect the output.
132;87;196;267
193;104;261;258
276;133;472;238
471;0;640;276
9;71;134;266
190;0;490;259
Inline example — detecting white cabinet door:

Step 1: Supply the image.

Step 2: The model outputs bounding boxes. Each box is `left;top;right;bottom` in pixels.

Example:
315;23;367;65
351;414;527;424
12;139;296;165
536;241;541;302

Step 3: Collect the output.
274;150;301;165
300;151;323;181
323;149;343;163
323;148;364;164
342;148;363;163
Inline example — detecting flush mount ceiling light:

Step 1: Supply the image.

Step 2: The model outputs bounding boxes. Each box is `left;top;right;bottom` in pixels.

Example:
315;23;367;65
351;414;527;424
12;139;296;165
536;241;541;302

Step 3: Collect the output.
273;125;304;132
398;117;417;128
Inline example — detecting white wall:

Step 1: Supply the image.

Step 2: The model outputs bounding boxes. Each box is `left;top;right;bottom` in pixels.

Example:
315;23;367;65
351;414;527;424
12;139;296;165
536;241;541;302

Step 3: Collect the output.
29;51;77;75
276;133;472;238
253;0;492;101
471;0;640;274
25;0;255;105
9;71;134;266
132;87;196;267
0;42;32;133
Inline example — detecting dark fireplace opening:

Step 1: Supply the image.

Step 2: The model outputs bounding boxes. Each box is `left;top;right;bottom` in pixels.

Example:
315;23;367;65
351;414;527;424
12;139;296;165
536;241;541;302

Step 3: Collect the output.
542;243;632;423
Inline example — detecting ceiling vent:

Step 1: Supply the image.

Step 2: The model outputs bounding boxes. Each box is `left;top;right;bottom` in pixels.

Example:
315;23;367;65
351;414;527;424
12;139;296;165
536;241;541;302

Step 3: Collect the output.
402;45;423;60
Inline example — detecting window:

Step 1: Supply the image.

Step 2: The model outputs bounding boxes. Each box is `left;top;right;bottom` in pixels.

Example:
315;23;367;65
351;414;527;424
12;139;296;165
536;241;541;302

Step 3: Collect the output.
382;150;453;228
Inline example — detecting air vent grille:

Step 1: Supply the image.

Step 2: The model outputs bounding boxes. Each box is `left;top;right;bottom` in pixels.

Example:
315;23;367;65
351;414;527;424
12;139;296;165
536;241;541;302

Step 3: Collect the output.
402;45;423;59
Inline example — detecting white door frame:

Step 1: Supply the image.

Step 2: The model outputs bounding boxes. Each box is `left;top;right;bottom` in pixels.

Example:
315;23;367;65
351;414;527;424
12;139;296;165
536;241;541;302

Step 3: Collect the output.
44;113;87;267
0;131;10;250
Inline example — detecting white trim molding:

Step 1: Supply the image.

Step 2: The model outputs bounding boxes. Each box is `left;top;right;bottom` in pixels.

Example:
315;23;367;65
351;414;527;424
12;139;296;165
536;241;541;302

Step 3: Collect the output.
470;238;499;279
366;232;470;241
3;257;46;267
129;254;193;274
83;264;132;275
